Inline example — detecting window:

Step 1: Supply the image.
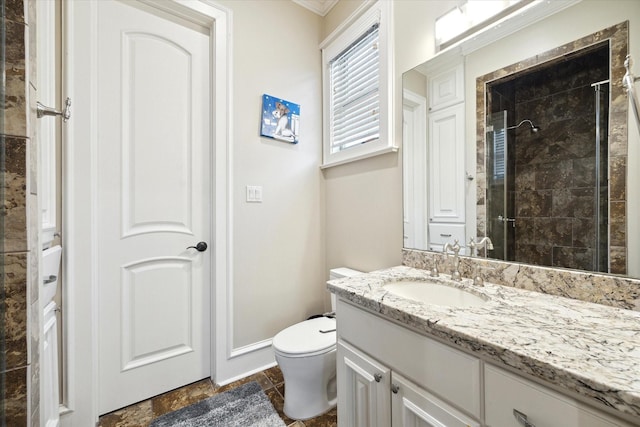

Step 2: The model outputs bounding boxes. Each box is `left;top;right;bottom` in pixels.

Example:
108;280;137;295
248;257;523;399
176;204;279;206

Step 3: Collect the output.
321;1;396;168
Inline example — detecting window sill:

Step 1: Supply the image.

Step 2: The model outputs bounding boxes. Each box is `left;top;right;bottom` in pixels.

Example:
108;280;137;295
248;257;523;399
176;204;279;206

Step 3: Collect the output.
320;145;398;169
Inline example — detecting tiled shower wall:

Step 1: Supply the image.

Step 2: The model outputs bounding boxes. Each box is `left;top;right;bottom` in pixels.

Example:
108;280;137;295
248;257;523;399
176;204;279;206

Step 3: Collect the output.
1;0;40;425
490;45;610;272
476;22;629;276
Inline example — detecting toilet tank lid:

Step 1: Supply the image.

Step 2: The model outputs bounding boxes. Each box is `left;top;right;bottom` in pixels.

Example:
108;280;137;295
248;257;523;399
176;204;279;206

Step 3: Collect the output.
329;267;363;279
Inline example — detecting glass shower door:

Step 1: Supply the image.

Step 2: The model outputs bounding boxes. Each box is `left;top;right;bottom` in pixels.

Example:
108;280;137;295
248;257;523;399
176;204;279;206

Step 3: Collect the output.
486;111;509;260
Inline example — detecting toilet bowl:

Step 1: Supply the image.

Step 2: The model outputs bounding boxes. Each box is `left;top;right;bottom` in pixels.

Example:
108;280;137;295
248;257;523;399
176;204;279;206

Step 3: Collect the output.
272;267;363;420
273;316;337;420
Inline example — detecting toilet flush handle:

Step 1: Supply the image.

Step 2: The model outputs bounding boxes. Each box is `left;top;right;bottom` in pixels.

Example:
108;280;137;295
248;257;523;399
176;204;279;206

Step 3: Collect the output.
187;242;208;252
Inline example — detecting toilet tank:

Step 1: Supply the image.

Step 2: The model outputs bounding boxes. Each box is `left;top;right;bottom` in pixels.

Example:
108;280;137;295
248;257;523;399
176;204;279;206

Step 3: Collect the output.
329;267;363;311
329;267;363;280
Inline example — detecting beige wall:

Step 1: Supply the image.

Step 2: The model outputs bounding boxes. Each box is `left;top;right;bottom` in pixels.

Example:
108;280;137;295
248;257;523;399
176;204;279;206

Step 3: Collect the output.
216;0;326;347
322;1;452;277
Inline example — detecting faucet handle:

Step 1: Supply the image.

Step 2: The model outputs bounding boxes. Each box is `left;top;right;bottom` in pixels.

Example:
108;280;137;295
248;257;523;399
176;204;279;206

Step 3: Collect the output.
452;239;461;254
473;264;484;287
430;256;439;277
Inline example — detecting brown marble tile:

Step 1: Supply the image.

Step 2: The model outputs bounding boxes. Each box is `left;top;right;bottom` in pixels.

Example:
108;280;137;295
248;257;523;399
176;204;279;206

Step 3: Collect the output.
99;399;154;427
515;190;551;217
1;367;28;426
287;421;306;427
571;188;595;218
1;136;28;252
551;188;573;218
151;378;215;417
514;243;552;267
535;160;573;190
3;252;28;369
572;218;596;248
515;217;534;244
1;0;26;23
3;20;27;137
572;157;596;188
609;156;626;201
610;246;626;275
263;365;285;386
303;407;337;427
535;218;573;246
265;385;296;426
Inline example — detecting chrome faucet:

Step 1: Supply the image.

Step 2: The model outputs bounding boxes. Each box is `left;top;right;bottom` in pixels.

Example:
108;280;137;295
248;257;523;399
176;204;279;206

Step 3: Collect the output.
443;240;462;281
468;237;494;257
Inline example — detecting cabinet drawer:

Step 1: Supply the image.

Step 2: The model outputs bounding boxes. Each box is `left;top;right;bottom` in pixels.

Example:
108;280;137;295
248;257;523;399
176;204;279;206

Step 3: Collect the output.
485;364;627;427
428;223;465;245
338;299;481;417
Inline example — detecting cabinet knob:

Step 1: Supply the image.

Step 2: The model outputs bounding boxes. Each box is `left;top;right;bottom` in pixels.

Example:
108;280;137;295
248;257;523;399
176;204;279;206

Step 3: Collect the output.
373;373;382;383
513;409;536;427
391;384;399;394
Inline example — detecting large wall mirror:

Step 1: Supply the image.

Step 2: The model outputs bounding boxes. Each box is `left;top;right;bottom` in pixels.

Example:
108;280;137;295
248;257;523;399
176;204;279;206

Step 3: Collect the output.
402;0;640;279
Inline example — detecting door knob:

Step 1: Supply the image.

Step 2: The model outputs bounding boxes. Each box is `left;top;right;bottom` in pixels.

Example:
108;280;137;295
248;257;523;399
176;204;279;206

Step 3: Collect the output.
187;242;208;252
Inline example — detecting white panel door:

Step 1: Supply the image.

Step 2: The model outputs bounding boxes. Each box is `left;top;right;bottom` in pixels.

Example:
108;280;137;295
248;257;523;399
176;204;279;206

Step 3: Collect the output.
337;341;391;427
428;103;465;223
97;0;211;414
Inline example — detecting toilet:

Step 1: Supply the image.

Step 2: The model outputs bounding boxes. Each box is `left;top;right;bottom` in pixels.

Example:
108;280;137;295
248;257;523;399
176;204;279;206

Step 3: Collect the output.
272;267;362;420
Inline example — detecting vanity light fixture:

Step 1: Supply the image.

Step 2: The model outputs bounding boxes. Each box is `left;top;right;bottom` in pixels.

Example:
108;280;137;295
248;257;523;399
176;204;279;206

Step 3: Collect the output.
435;0;529;51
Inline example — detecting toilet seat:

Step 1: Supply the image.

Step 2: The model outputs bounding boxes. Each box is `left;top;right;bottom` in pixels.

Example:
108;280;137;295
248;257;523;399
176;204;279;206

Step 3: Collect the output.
273;317;336;358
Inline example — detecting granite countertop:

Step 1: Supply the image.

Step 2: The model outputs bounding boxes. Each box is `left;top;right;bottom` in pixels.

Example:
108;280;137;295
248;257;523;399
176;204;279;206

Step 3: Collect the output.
327;266;640;421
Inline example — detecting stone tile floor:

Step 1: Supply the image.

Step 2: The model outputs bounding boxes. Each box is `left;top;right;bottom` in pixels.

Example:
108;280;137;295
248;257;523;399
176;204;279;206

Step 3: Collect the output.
98;365;337;427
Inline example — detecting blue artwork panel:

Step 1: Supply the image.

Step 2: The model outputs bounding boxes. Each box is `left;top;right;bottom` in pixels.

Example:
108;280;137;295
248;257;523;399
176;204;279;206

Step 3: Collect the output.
260;94;300;144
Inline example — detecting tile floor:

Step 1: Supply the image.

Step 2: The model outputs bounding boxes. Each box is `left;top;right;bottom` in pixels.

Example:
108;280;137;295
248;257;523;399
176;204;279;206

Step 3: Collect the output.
98;365;337;427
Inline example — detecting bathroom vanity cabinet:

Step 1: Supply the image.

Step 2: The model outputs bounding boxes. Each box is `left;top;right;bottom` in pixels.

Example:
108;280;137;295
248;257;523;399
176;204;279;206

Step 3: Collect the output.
336;298;633;427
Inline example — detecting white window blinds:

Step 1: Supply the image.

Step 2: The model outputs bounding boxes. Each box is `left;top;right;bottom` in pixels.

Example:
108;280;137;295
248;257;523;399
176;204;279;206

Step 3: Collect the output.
493;128;505;181
329;23;380;154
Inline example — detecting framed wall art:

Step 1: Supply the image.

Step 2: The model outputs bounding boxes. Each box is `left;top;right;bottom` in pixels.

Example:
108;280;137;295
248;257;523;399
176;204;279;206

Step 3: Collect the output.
260;94;300;144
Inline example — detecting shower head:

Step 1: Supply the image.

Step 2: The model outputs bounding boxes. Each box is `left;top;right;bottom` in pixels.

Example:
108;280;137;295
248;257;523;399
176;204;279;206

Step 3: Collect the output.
507;119;540;133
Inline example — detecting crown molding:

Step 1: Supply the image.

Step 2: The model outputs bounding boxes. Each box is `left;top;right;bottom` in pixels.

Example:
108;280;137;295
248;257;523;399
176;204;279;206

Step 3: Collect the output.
292;0;338;16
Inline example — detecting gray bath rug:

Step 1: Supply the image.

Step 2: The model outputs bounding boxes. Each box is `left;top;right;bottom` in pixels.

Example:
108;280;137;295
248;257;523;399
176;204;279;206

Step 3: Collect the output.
149;381;286;427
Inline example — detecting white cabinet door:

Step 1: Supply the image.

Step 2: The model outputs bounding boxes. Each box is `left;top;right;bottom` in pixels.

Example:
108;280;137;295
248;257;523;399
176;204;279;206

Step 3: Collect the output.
337;341;391;427
428;64;464;111
428;103;465;224
391;371;479;427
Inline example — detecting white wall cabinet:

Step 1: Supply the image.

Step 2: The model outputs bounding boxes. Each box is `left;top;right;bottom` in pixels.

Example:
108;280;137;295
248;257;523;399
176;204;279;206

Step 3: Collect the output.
426;62;466;251
428;63;464;111
336;298;634;427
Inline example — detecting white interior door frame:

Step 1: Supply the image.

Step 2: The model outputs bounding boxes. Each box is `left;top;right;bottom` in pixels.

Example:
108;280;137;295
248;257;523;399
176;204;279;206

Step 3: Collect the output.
402;89;428;250
62;1;231;424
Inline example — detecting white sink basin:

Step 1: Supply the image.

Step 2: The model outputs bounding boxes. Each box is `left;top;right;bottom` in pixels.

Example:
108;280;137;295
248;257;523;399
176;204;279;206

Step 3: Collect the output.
383;280;487;308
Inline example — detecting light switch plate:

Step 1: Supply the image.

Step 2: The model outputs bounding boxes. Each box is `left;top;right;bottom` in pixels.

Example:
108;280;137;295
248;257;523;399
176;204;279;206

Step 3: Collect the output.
246;185;263;202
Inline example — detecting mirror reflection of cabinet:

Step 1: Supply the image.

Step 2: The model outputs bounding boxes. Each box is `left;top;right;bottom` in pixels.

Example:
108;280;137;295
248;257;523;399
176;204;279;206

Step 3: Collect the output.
427;63;466;252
